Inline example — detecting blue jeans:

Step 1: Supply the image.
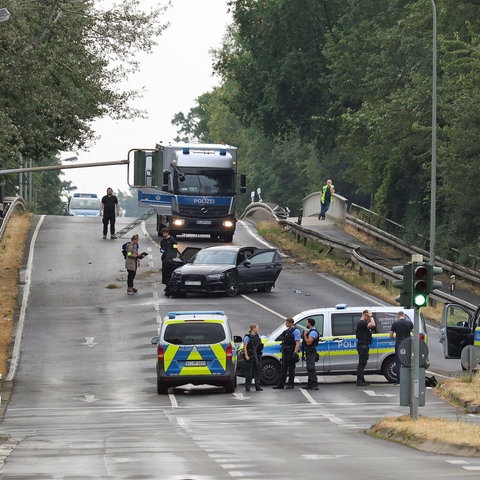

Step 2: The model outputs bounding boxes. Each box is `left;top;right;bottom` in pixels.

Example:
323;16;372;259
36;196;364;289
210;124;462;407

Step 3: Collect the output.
319;201;331;219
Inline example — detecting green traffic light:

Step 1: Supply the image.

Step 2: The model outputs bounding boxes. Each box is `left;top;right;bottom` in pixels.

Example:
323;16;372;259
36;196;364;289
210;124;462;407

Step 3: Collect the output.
413;293;428;307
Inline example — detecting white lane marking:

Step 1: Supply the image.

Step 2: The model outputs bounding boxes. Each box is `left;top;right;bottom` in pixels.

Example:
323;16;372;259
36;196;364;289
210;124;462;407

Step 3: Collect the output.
233;393;248;400
239;220;277;249
6;215;46;382
364;390;396;397
82;337;97;347
169;393;178;408
463;467;480;471
241;294;286;320
300;388;317;404
79;395;98;403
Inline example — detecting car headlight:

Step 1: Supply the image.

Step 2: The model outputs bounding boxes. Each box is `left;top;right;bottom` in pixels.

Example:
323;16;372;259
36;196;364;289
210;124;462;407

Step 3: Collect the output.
206;273;225;280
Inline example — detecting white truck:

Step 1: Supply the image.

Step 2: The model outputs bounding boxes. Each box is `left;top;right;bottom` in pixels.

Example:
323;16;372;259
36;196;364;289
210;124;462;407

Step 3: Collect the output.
130;143;246;242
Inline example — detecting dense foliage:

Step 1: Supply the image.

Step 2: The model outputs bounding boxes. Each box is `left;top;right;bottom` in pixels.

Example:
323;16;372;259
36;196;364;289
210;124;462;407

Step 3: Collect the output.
173;0;480;260
0;0;168;212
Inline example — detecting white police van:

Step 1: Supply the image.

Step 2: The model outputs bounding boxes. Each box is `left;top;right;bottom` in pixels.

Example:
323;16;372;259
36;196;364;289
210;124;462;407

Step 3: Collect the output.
66;193;100;217
238;304;427;385
151;311;242;394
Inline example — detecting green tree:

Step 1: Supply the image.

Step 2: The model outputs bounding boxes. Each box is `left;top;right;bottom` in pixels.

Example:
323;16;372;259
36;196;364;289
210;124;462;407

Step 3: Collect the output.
0;0;169;210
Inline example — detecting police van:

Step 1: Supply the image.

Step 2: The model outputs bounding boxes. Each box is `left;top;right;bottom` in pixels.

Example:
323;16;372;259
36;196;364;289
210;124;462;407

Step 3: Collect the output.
151;311;242;394
66;193;101;217
237;304;427;385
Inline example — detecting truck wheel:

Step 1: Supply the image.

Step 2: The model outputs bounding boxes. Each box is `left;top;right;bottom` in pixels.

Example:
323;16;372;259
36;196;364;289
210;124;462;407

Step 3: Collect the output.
381;356;397;383
260;358;280;385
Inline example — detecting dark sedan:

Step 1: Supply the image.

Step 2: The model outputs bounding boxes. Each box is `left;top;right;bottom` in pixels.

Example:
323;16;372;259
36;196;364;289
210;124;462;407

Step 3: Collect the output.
165;246;283;297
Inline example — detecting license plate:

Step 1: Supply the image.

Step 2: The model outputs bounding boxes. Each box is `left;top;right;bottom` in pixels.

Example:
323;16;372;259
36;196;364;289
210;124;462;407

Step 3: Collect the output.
197;220;212;225
184;280;201;286
184;361;206;367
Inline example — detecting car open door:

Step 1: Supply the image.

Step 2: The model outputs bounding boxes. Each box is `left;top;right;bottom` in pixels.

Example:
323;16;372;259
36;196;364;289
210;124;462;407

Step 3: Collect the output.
237;249;283;288
440;303;475;358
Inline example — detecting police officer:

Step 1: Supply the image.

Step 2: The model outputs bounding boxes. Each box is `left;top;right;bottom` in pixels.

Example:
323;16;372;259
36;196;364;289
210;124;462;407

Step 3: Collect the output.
160;228;179;286
302;318;319;390
243;323;264;392
273;318;301;390
355;309;376;386
389;311;413;385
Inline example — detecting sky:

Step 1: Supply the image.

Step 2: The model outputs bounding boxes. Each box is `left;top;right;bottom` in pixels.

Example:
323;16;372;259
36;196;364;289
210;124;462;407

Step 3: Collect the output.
62;0;230;198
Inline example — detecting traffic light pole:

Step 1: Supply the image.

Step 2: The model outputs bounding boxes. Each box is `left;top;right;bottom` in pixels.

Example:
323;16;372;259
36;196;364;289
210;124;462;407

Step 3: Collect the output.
411;308;420;420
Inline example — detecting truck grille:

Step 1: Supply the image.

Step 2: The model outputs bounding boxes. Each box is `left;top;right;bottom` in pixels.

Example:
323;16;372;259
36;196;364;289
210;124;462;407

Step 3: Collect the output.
178;205;231;217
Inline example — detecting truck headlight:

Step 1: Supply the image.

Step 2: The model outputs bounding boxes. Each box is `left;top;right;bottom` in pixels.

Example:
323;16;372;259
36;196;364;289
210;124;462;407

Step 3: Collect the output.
223;220;234;228
172;218;185;227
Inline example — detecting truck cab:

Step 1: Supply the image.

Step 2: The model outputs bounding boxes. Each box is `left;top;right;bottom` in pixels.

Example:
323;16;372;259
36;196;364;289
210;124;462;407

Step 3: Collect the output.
130;143;246;242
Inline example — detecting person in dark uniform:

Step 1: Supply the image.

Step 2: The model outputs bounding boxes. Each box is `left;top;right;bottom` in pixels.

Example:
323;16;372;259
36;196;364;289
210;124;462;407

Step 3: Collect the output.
273;318;301;390
160;228;179;285
355;309;376;386
302;318;319;390
242;323;264;392
100;187;120;239
390;311;414;385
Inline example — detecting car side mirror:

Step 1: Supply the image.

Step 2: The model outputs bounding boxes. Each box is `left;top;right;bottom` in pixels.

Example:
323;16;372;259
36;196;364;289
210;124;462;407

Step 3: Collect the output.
151;336;159;345
242;259;251;267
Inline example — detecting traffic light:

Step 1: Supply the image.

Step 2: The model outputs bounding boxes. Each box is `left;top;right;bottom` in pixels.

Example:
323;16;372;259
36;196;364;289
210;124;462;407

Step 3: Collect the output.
427;264;443;293
392;263;412;307
412;262;428;308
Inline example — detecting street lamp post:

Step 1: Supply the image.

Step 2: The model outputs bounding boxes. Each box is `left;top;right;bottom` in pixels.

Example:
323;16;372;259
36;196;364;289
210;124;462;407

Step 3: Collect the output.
429;0;437;266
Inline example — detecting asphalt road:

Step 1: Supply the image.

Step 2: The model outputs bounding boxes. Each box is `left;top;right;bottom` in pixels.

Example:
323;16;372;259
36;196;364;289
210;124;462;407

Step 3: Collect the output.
0;215;479;479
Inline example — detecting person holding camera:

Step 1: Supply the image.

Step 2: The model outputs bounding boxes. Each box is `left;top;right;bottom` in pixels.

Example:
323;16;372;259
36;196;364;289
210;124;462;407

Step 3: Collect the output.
302;318;319;390
273;318;301;390
355;309;376;386
243;323;264;392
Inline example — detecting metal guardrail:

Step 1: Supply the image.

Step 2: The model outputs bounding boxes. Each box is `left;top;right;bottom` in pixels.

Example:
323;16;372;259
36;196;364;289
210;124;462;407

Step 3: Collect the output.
241;202;477;311
0;196;27;241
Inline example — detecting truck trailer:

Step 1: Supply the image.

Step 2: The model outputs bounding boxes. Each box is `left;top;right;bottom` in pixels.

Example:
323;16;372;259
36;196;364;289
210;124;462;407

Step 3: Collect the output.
130;142;246;242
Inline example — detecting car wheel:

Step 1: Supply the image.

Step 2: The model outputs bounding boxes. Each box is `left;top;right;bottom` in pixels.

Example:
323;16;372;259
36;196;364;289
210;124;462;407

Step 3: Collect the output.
225;273;239;297
381;355;397;383
260;358;281;385
257;285;273;293
224;378;236;393
157;378;168;394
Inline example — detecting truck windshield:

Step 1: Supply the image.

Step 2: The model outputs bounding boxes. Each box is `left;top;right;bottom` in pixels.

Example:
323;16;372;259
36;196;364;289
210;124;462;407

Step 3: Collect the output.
173;170;234;196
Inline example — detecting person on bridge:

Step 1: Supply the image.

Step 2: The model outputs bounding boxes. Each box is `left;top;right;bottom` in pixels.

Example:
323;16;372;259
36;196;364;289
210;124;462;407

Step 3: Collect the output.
273;318;301;390
318;179;335;220
242;323;264;392
355;309;376;386
160;228;179;286
302;318;319;390
389;311;413;385
100;187;120;239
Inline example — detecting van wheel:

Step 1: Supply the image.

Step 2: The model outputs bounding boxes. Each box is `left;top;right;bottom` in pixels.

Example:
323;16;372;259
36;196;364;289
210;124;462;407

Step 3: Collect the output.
157;378;168;394
381;356;397;383
260;358;280;385
224;378;236;393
